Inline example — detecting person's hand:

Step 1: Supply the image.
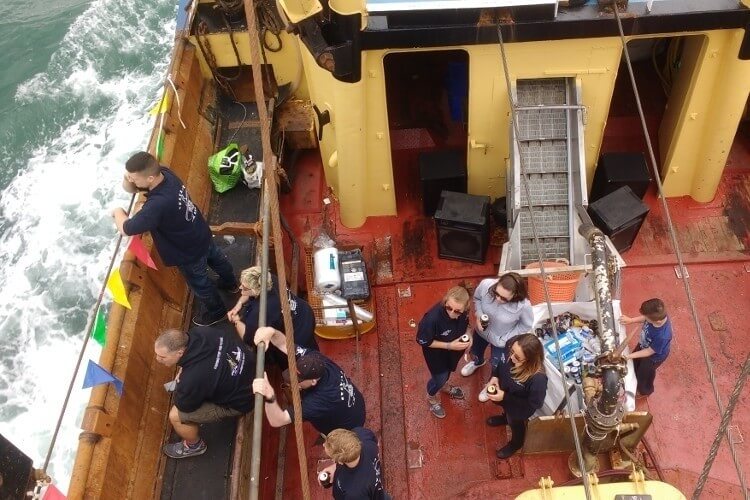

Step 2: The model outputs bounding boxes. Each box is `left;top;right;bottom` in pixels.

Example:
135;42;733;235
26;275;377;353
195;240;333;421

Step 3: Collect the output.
228;303;242;318
228;310;241;324
448;338;471;351
619;315;635;325
321;463;336;476
254;326;275;346
111;207;126;218
475;317;484;332
252;372;274;399
486;387;504;402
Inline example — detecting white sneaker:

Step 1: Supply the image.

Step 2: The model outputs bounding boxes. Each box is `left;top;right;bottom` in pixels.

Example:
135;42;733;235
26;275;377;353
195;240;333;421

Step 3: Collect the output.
460;360;486;377
478;387;489;403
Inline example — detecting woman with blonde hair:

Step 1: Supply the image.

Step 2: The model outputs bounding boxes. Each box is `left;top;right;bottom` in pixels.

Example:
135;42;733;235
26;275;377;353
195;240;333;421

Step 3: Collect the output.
484;333;547;458
416;285;473;418
228;266;318;363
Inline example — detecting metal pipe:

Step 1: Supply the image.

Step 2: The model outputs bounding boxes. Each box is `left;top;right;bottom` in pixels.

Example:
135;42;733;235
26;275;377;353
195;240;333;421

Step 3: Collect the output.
573;215;626;475
249;187;271;499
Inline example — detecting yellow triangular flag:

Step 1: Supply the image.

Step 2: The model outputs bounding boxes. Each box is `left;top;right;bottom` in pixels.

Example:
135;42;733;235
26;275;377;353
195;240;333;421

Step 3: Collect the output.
106;267;131;309
149;93;170;116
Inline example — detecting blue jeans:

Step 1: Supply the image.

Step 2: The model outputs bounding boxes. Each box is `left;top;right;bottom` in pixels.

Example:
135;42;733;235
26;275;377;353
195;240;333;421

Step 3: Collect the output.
469;333;505;371
177;240;237;319
426;371;450;397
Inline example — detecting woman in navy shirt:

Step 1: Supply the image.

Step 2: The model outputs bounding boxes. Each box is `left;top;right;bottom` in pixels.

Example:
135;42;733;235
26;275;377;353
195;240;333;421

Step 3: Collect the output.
416;285;473;418
485;333;547;458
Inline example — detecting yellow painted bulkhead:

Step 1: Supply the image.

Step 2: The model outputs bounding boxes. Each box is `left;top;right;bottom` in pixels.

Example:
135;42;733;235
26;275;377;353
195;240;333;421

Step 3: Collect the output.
299;29;750;227
195;19;750;228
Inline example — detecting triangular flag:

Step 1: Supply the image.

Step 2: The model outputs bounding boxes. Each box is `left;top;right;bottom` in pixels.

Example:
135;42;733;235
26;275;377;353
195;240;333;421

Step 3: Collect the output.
155;130;165;161
43;484;67;500
91;307;107;346
149;93;170;116
83;360;124;396
128;235;157;270
106;267;131;309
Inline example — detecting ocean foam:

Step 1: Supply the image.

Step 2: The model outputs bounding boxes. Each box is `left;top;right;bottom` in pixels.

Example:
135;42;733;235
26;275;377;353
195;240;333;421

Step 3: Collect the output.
0;0;175;492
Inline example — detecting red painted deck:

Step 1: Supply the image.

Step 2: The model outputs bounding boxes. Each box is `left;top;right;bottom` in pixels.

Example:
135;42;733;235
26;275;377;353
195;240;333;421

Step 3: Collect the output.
273;121;750;498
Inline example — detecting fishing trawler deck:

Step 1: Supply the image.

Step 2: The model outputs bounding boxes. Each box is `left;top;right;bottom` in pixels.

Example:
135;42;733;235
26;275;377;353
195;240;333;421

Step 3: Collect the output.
159;59;750;498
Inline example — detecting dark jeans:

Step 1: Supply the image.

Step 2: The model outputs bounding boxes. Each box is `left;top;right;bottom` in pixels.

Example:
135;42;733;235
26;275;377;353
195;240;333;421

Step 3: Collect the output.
469;333;505;371
632;345;664;395
177;240;237;319
507;417;527;450
426;371;450;397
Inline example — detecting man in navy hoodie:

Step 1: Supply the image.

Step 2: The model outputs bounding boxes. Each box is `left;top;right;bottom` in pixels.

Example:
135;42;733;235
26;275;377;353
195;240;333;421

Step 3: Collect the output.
155;327;255;458
112;151;238;326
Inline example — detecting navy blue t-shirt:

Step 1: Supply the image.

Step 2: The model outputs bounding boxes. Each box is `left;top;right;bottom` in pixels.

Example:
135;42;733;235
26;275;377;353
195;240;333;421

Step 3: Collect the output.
176;326;255;414
123;168;211;266
242;280;318;350
287;347;366;435
638;318;672;363
416;302;469;374
333;427;387;500
492;337;548;421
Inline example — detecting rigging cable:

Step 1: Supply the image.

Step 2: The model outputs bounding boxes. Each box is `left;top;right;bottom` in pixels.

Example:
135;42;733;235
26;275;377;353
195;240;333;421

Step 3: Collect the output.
610;4;748;495
496;24;593;500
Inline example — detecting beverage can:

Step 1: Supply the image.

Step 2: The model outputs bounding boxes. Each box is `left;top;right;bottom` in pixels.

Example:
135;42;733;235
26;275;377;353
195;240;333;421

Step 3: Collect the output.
460;334;470;343
318;471;332;488
486;384;498;394
480;314;490;329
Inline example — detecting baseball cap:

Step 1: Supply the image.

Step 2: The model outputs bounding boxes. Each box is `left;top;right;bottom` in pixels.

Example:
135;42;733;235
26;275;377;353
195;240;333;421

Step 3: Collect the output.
296;353;326;381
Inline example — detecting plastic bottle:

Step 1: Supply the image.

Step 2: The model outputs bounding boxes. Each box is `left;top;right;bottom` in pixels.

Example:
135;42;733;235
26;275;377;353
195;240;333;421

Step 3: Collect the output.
480;314;490;330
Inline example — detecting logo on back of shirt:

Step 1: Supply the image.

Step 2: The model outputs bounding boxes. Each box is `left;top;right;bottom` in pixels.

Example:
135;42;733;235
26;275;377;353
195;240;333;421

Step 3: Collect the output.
439;329;452;337
286;289;298;315
177;186;197;222
226;346;245;377
339;373;356;408
373;457;383;491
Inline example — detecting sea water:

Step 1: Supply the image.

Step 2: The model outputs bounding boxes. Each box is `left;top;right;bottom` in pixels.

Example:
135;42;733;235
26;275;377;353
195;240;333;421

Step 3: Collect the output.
0;0;175;491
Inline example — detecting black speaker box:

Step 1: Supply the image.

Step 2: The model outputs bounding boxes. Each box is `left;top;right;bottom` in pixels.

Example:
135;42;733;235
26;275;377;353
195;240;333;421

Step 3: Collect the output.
419;150;467;216
588;186;649;253
434;191;490;263
590;152;651;202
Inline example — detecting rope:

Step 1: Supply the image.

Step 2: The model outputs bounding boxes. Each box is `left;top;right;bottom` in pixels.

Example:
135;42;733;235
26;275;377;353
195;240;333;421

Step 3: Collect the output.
166;75;187;129
243;0;311;498
41;194;135;474
257;0;283;53
195;21;238;100
611;6;748;493
692;354;750;500
496;24;593;499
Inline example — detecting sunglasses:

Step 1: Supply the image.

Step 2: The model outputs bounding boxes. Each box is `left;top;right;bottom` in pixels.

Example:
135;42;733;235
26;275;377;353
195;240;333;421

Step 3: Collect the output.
444;305;465;315
493;289;513;302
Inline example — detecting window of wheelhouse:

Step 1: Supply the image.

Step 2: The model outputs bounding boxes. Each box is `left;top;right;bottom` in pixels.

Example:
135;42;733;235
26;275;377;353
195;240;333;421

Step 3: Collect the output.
383;50;469;216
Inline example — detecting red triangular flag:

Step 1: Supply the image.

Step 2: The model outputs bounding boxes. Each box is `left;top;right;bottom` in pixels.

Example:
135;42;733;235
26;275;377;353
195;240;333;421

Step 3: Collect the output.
43;484;67;500
128;235;157;270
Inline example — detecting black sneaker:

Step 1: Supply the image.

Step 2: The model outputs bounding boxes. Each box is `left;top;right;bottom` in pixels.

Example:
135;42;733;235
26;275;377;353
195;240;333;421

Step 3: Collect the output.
192;311;227;327
486;414;508;427
163;440;207;459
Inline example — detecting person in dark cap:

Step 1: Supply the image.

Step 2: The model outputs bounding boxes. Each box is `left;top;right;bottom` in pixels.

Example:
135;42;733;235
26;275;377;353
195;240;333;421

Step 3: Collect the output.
252;326;366;435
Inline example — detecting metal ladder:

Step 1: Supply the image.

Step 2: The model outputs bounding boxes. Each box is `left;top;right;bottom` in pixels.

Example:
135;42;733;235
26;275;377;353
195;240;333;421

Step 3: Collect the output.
505;77;589;269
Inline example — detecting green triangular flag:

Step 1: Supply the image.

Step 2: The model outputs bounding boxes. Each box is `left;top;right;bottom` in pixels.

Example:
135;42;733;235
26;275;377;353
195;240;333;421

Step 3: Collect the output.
155;130;165;161
92;307;107;346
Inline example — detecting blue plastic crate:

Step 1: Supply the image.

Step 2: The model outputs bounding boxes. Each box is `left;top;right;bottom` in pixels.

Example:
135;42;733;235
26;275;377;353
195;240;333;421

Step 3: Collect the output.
544;331;582;366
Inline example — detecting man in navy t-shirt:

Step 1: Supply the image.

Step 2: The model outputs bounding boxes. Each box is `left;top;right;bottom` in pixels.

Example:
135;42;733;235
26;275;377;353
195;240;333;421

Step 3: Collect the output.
112;151;238;326
620;298;673;396
320;427;390;499
252;326;366;435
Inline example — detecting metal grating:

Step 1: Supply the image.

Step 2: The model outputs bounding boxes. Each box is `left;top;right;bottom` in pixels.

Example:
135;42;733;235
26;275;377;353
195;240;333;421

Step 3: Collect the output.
519;173;568;206
519;141;568;174
519;207;569;237
517;78;566;106
517;109;567;140
521;237;569;264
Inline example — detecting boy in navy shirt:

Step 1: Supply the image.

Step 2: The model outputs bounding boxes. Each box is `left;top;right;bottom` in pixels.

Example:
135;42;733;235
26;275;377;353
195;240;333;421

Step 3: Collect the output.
112;152;238;326
320;427;390;499
620;298;673;396
252;326;366;435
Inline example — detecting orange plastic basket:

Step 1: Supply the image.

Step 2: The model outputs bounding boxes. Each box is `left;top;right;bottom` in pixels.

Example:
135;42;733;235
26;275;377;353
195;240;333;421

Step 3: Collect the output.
525;260;583;305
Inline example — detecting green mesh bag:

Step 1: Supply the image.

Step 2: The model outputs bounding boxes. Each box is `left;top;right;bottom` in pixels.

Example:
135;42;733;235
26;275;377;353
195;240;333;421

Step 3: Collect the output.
208;143;243;193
